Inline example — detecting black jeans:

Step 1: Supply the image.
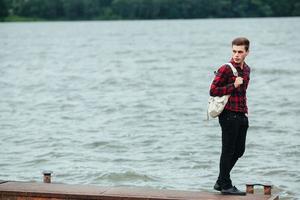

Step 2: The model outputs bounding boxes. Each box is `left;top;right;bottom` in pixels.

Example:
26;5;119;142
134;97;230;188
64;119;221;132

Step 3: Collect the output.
217;109;249;189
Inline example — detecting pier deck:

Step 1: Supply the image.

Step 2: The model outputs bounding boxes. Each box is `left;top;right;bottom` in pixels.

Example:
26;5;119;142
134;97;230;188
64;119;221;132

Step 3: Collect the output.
0;181;279;200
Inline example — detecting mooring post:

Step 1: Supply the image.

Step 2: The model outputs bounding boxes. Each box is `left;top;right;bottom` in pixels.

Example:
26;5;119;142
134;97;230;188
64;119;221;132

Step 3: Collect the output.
43;170;53;183
263;185;272;195
246;184;254;194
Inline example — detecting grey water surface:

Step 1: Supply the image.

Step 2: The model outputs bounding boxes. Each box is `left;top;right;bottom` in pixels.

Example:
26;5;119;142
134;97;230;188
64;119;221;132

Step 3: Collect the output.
0;17;299;199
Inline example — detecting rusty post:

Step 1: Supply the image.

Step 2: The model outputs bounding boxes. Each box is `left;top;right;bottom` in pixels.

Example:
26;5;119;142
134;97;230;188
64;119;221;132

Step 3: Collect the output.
43;171;53;183
264;185;272;195
246;184;254;194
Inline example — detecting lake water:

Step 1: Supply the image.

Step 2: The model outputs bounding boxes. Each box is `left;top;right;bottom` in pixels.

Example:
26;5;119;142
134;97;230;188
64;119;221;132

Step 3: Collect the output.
0;17;299;199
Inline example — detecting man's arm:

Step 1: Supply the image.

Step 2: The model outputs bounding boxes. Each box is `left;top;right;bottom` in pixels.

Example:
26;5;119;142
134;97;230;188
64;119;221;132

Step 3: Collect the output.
209;65;236;97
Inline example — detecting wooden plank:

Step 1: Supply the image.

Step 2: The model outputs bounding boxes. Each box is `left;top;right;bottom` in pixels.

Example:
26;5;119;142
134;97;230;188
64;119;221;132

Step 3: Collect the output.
0;181;279;200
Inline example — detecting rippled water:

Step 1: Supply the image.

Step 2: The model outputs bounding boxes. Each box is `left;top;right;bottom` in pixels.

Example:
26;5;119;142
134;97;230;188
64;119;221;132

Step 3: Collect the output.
0;18;299;199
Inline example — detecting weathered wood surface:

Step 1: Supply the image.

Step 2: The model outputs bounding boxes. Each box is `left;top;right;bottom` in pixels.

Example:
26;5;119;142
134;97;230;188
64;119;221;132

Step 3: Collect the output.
0;181;279;200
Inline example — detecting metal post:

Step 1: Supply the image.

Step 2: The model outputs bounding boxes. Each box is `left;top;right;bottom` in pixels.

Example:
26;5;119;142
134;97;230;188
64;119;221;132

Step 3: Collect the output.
264;185;272;195
246;184;254;194
43;171;53;183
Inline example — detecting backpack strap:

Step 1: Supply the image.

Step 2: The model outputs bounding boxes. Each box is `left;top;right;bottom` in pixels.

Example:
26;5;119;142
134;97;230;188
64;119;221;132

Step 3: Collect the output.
226;63;238;77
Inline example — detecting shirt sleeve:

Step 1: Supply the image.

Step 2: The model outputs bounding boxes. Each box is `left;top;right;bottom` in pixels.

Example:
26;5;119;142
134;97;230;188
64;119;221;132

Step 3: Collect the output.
209;65;235;96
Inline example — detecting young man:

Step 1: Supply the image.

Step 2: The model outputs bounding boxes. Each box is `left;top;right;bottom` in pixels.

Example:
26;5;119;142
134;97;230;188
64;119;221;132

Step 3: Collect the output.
210;37;250;195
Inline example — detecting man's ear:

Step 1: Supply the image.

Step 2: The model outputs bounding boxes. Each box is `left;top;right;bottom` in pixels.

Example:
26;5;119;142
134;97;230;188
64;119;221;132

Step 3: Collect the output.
245;50;249;56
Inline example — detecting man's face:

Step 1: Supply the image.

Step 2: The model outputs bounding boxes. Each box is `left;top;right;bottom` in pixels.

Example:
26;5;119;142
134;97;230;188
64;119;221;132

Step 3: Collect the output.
232;45;249;64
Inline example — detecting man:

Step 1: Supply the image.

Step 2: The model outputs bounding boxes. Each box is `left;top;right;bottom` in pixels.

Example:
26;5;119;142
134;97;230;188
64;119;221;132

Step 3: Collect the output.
210;37;250;195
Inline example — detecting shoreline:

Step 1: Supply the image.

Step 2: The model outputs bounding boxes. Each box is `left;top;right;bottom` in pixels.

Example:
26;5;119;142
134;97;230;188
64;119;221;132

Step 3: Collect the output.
1;15;299;23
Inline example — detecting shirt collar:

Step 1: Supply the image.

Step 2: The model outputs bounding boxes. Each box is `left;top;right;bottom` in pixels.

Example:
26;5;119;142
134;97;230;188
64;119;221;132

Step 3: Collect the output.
230;58;247;69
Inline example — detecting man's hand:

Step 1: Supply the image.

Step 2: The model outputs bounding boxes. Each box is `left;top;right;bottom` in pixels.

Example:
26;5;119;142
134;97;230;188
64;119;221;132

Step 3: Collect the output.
234;77;243;88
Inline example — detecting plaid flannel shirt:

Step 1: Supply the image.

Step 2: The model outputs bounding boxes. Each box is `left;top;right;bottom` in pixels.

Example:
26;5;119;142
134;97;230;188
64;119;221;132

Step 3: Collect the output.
209;59;250;113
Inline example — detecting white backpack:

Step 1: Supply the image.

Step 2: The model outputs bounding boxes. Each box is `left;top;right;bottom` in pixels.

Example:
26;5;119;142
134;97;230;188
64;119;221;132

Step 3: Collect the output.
207;63;238;119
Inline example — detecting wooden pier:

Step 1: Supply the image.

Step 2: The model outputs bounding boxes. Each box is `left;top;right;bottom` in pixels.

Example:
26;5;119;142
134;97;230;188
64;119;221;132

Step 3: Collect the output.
0;180;279;200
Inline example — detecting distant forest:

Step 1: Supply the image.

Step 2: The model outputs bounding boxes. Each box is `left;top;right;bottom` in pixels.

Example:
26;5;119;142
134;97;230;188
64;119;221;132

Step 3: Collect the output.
1;0;300;21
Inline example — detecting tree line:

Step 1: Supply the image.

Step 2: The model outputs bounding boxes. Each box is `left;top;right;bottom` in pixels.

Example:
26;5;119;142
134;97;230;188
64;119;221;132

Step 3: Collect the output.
1;0;300;21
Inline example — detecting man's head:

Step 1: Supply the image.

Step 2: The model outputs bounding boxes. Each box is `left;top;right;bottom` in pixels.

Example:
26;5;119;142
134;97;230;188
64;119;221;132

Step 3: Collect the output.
231;37;250;64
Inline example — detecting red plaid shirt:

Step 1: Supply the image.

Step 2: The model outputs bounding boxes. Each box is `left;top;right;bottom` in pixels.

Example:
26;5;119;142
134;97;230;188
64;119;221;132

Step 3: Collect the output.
209;59;250;113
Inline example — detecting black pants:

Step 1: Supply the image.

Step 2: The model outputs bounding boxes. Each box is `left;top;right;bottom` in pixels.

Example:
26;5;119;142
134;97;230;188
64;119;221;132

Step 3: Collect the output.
217;109;249;189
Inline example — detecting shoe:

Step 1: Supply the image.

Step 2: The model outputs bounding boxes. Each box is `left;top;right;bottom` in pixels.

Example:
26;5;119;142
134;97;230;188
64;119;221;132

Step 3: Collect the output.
213;182;222;191
221;186;246;196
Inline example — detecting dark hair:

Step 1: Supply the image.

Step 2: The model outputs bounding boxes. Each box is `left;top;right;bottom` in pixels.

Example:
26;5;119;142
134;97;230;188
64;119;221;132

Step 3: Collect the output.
232;37;250;51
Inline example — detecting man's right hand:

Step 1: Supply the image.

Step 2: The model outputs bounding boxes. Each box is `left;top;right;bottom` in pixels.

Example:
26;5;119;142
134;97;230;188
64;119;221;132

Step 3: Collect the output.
234;77;243;88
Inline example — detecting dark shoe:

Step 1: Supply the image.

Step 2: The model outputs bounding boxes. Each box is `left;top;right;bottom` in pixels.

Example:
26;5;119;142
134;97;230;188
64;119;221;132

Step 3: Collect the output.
221;186;246;196
213;182;222;191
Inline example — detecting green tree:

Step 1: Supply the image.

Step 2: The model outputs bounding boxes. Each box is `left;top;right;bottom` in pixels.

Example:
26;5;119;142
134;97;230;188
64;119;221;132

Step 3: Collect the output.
0;0;9;20
292;2;300;15
18;0;63;19
266;0;296;16
62;0;85;20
